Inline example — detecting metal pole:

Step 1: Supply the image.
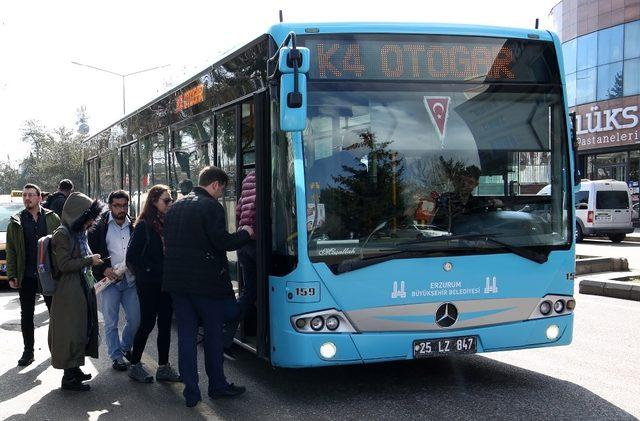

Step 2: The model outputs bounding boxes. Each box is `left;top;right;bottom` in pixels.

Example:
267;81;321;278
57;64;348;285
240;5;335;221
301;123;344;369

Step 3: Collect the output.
122;75;126;115
71;61;169;117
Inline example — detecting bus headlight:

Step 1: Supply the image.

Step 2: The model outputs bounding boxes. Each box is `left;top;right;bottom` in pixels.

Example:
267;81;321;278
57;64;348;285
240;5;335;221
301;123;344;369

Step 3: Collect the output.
553;299;565;313
290;309;357;333
325;316;340;331
310;316;324;331
539;300;552;315
546;324;560;340
319;342;337;359
529;295;575;320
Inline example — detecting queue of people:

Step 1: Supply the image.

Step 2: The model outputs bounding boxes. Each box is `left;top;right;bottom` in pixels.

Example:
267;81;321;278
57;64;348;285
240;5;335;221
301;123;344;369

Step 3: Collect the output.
5;166;256;407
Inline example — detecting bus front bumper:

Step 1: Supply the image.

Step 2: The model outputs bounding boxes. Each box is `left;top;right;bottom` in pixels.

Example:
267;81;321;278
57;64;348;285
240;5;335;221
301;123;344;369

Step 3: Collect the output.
270;314;573;368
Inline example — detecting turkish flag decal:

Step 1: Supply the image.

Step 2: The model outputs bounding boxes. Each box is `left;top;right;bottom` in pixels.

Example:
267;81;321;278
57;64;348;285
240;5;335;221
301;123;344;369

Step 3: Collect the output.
423;96;451;144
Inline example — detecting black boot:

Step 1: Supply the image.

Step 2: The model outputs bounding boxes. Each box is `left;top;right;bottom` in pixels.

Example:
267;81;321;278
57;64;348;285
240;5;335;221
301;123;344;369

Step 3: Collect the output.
62;368;90;391
71;367;92;381
18;350;34;367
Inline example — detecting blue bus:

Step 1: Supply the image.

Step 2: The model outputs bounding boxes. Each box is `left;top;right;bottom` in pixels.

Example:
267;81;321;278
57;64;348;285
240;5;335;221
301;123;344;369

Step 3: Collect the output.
83;22;577;368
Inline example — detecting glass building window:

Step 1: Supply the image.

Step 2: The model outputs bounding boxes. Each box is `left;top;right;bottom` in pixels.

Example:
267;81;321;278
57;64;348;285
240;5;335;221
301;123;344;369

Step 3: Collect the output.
624;58;640;96
597;25;624;65
576;67;597;104
577;32;598;71
597;62;624;100
563;39;577;74
625;21;640;59
566;72;577;107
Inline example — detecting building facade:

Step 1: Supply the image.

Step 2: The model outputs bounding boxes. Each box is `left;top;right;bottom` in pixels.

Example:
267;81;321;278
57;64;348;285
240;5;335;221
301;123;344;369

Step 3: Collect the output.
551;0;640;203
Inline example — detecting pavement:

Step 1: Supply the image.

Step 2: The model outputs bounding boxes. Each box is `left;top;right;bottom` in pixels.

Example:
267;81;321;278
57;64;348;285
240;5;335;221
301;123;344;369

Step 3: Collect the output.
576;232;640;301
0;284;639;420
624;227;640;243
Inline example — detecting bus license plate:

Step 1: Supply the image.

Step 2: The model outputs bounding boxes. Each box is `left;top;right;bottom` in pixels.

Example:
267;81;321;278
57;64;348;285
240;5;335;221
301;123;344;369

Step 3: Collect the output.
413;336;477;358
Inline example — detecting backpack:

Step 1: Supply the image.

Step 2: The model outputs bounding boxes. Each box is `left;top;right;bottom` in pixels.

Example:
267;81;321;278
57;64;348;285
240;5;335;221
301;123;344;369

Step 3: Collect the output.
37;225;73;296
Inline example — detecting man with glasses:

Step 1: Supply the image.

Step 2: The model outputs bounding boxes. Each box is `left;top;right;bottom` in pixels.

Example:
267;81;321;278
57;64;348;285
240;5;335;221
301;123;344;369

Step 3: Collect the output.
88;190;140;372
6;183;60;366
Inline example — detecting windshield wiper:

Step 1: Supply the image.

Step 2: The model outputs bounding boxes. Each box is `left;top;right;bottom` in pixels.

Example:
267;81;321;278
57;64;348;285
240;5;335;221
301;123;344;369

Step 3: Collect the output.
397;233;549;264
476;236;549;264
335;249;449;274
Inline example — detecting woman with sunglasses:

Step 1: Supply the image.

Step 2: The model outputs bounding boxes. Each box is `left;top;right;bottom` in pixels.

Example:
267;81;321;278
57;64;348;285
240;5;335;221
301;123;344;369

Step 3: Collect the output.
126;185;180;383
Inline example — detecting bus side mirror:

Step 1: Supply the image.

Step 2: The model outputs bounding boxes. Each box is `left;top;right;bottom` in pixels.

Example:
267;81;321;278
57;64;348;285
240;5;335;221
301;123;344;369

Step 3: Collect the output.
280;73;307;132
570;112;580;186
278;47;309;132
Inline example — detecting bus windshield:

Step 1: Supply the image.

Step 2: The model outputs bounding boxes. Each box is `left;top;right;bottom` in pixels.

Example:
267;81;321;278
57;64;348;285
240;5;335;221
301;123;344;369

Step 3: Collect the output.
303;84;569;270
303;85;570;269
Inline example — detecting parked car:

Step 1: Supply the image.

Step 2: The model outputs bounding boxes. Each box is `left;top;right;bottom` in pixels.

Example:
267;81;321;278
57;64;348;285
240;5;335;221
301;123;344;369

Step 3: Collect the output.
0;201;24;282
538;179;634;243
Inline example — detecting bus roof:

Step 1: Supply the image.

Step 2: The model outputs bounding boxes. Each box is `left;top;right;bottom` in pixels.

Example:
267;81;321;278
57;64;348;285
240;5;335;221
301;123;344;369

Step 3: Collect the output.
84;22;558;142
267;22;555;45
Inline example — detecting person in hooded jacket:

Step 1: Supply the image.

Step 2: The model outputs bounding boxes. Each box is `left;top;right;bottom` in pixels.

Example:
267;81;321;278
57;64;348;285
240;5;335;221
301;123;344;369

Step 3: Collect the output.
48;192;103;391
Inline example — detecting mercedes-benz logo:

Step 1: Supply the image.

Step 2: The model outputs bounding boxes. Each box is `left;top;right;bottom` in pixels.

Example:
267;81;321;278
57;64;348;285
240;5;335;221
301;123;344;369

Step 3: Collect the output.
435;303;458;328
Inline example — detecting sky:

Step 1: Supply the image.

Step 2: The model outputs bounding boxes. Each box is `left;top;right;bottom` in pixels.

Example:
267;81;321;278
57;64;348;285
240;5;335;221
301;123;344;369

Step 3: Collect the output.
0;0;559;163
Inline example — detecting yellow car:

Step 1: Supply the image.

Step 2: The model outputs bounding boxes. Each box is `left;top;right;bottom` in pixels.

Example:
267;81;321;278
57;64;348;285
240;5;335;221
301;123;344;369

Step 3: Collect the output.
0;201;25;282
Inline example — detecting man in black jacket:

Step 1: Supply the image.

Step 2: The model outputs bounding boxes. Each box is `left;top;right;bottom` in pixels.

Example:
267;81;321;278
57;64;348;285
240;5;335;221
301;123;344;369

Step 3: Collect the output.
163;166;253;407
43;179;73;218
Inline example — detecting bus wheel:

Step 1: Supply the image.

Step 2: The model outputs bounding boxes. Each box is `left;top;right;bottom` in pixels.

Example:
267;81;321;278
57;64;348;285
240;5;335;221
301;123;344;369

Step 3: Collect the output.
575;225;584;243
609;233;625;243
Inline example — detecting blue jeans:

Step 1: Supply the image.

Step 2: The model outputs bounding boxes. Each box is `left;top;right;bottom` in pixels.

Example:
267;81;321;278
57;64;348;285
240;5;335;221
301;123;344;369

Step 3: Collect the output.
100;280;141;361
172;293;236;403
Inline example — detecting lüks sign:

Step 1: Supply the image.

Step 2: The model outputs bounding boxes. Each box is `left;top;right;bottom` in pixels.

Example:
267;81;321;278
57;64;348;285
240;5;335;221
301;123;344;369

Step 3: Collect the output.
574;100;640;151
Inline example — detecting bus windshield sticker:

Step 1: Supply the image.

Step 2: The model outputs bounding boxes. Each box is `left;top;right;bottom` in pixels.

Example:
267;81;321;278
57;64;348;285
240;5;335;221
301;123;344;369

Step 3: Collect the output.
423;96;451;145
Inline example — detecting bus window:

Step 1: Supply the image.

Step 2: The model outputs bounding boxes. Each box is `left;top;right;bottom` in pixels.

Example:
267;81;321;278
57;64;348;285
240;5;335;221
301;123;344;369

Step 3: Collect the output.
173;117;211;194
121;143;140;216
241;102;255;169
99;152;115;202
152;133;168;186
139;136;151;193
271;104;298;274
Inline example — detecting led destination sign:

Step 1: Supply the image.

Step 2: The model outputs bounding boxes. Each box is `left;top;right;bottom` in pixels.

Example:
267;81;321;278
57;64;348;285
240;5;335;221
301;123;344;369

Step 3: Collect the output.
302;36;559;84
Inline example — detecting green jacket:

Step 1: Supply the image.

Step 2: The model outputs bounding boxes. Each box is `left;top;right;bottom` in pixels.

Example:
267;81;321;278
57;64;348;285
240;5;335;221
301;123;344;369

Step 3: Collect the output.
6;208;61;288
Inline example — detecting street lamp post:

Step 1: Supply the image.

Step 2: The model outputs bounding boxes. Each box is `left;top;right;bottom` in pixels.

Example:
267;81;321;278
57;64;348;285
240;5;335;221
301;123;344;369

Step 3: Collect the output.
71;61;170;115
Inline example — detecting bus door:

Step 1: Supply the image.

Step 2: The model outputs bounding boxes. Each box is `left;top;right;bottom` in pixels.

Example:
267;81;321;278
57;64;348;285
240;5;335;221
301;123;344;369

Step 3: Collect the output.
120;142;140;216
171;114;212;198
214;91;270;359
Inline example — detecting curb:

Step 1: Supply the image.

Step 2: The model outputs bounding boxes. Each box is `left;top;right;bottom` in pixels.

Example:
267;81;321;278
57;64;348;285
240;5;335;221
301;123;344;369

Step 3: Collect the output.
576;257;629;275
579;279;640;301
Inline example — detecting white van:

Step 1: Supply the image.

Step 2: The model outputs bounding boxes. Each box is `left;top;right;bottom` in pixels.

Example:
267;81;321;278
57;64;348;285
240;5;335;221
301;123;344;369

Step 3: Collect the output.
575;179;634;242
537;179;633;242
